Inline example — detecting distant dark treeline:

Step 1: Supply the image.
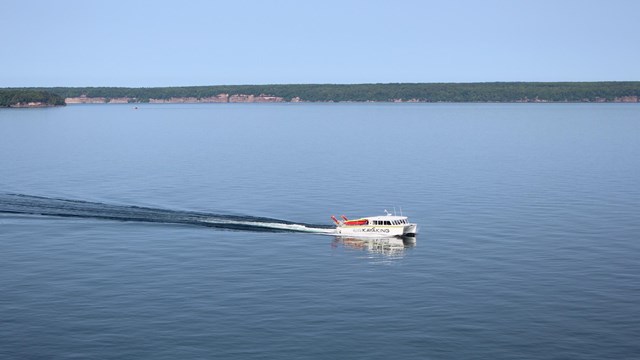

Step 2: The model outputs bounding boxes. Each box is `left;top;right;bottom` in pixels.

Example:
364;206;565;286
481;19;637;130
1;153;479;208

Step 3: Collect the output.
0;89;66;107
8;82;640;103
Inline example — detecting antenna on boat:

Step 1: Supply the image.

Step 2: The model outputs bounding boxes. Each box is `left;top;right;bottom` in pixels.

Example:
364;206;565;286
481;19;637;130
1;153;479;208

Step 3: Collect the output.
399;206;403;216
393;206;397;216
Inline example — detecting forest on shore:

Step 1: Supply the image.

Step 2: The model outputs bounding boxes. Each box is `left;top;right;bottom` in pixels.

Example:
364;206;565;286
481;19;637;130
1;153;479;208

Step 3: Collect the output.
4;82;640;104
0;90;66;107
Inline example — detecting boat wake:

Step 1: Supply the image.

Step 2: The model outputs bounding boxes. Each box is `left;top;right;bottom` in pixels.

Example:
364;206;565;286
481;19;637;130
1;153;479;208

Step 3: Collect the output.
0;193;335;234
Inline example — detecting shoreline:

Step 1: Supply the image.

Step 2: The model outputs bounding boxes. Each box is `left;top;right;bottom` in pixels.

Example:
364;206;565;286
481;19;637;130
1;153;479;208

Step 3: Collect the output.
63;96;640;105
5;82;640;105
9;102;63;108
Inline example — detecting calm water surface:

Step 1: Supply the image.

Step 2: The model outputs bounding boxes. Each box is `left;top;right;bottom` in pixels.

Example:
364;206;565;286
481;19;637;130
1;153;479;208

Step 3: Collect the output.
1;103;639;359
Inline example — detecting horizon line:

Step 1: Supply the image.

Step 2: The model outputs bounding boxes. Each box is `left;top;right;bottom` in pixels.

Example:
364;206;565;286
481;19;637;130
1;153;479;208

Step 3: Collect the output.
4;80;640;89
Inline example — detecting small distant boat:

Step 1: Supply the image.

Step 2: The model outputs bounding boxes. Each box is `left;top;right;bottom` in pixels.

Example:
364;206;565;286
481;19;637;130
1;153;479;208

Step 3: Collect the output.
331;210;417;237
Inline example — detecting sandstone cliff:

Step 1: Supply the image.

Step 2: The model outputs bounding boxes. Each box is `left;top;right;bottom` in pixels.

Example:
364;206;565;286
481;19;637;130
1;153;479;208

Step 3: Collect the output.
66;93;284;104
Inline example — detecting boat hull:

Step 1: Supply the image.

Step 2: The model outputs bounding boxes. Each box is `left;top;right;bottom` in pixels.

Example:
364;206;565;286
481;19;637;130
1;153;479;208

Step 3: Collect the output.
336;223;417;237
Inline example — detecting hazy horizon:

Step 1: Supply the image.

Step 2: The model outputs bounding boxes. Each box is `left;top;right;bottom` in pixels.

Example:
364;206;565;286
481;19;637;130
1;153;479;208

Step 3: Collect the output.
5;80;640;90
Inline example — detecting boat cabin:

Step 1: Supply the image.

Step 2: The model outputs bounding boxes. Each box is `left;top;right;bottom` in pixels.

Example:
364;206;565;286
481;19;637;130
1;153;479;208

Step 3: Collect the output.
370;219;409;226
366;216;409;226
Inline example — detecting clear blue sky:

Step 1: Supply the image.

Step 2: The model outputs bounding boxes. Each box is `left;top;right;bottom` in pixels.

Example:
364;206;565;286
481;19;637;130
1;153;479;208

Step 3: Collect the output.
2;0;639;87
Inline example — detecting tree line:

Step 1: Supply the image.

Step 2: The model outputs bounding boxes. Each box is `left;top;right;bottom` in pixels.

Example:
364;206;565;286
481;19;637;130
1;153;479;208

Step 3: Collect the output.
5;82;640;103
0;89;66;107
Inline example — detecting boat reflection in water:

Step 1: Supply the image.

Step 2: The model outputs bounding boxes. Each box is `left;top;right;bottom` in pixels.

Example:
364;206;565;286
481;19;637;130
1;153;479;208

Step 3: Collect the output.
333;236;416;258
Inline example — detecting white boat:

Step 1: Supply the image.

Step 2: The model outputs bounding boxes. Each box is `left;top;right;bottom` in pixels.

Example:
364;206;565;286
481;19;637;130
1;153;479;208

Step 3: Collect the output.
331;210;417;237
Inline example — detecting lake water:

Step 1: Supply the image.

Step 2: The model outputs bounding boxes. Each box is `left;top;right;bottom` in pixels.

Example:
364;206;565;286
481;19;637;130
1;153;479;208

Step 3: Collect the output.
1;103;639;359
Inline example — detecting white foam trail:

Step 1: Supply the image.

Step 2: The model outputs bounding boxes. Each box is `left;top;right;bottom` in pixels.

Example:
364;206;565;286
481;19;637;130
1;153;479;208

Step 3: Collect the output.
201;218;337;234
243;221;336;233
